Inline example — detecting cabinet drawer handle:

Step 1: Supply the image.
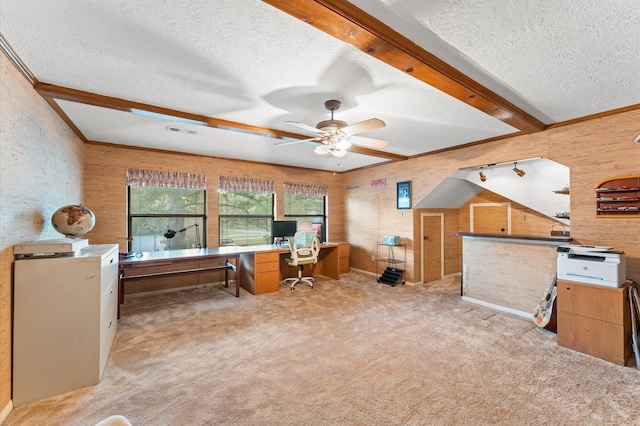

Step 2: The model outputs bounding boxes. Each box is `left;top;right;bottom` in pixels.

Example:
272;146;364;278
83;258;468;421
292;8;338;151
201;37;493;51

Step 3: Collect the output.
110;258;114;264
108;320;112;329
109;288;113;296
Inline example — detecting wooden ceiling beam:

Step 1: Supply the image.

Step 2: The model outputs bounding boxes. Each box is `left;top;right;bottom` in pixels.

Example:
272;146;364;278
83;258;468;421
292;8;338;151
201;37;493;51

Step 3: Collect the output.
34;82;407;161
263;0;547;133
34;83;306;141
348;145;407;160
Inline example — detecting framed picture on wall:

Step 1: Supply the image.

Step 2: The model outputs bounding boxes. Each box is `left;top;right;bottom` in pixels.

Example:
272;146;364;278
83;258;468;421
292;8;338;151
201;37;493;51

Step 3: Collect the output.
397;181;411;210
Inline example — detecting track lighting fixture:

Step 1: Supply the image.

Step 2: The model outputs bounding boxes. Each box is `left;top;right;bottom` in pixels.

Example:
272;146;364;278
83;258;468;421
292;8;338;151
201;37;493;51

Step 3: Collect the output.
513;162;526;177
479;169;487;182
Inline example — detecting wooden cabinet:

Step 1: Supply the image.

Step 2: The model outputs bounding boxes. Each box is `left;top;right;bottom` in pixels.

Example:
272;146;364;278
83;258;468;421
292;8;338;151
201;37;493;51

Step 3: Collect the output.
338;243;350;274
254;251;281;294
13;244;119;406
595;174;640;217
240;250;282;295
557;279;631;365
240;244;350;295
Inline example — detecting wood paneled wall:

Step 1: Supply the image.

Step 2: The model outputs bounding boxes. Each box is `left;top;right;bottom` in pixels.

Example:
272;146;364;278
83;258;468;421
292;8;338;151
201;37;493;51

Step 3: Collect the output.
548;113;640;278
344;110;639;284
442;209;461;275
410;192;563;284
457;190;569;276
82;144;346;293
412;209;461;282
0;54;85;414
2;46;639;416
458;190;568;236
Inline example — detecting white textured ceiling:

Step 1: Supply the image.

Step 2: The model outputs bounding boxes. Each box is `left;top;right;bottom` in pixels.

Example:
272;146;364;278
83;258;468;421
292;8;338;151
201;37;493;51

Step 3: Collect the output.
1;0;638;172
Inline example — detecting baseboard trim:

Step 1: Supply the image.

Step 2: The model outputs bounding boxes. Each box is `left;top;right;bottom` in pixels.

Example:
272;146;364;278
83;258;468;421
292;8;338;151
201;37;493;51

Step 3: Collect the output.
350;267;376;278
1;400;13;423
461;296;530;319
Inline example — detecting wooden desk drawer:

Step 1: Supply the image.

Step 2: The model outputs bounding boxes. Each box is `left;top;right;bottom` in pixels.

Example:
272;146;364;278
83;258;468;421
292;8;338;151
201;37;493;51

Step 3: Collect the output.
256;251;280;263
557;281;628;324
557;310;630;365
256;261;279;273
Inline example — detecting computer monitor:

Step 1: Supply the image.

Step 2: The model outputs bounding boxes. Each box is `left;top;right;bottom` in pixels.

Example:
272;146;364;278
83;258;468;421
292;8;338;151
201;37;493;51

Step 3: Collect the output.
271;220;297;243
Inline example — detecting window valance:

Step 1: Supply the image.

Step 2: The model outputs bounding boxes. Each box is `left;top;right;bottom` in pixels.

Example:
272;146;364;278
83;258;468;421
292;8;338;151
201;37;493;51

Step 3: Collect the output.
218;176;275;194
284;182;328;197
126;169;207;189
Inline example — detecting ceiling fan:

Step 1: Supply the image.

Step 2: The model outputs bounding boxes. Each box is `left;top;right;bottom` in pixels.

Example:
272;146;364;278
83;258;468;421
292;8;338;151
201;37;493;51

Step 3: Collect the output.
278;100;388;157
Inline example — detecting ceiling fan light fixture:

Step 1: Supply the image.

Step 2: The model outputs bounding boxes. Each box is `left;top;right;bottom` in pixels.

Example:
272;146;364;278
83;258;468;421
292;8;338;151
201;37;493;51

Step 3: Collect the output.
284;99;387;157
316;119;348;131
314;145;331;155
332;148;348;157
335;139;351;150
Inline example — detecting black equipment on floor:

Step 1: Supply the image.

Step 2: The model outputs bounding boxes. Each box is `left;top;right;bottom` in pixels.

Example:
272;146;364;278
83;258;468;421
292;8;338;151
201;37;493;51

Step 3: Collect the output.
377;266;405;287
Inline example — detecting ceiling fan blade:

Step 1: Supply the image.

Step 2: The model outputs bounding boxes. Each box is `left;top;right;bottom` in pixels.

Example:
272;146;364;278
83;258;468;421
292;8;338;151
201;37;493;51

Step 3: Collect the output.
342;118;385;135
286;121;327;135
274;136;320;146
349;135;388;149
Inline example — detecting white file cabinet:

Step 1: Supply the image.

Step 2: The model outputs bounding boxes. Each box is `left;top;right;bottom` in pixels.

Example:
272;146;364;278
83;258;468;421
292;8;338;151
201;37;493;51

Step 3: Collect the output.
13;244;119;406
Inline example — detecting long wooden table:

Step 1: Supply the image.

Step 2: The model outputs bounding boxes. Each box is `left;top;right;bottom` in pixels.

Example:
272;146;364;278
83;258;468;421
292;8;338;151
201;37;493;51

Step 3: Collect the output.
118;246;246;318
118;243;347;317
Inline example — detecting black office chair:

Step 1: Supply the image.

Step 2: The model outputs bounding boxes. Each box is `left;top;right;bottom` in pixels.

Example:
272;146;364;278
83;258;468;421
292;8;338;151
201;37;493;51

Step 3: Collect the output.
282;231;320;290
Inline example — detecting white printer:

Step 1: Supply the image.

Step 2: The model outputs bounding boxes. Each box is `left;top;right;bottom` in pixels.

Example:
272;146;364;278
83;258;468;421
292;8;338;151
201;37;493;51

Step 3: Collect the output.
13;238;88;259
557;245;626;287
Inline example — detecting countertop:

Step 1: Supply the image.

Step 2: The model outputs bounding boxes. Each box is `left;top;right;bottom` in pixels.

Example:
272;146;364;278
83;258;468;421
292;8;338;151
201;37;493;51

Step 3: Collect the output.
456;232;573;243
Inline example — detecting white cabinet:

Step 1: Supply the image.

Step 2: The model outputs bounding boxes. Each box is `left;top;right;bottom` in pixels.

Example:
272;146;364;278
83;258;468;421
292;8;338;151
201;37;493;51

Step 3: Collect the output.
13;244;119;406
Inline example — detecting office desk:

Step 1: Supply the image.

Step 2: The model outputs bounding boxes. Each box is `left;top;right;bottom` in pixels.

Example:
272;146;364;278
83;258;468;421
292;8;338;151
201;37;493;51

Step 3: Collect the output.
118;243;349;316
240;242;346;295
119;246;247;318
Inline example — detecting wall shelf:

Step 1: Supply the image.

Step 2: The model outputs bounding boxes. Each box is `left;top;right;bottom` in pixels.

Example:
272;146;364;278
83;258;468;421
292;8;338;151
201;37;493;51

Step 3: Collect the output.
552;186;570;195
594;175;640;218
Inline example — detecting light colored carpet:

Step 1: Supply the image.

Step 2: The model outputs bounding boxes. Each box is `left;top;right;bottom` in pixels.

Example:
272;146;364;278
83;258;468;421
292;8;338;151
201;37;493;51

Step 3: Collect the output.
5;272;640;425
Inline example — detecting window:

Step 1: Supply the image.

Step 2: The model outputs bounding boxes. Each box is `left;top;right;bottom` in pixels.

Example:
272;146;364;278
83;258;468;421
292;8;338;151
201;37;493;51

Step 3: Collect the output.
284;182;328;242
127;169;207;252
218;176;275;246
